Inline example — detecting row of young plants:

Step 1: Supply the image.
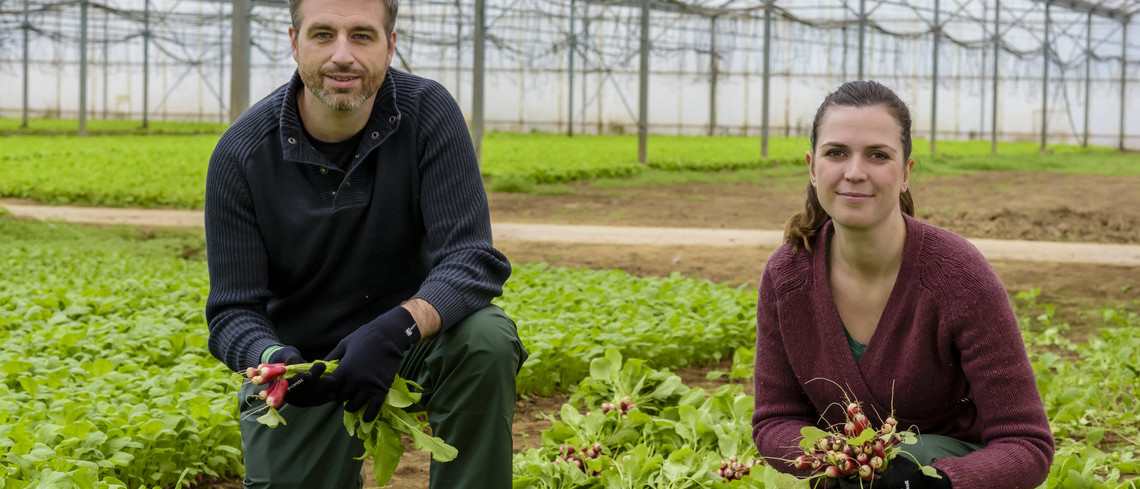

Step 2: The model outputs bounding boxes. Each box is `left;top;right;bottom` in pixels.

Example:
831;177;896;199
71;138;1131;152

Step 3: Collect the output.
2;216;1136;488
516;298;1140;489
0;219;240;488
0;217;760;487
688;292;1140;489
3;131;1132;209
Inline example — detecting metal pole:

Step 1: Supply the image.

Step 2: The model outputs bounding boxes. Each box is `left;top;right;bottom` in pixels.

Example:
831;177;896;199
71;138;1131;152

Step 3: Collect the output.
857;0;866;80
473;0;485;163
218;3;225;124
1121;19;1129;151
21;0;29;128
709;15;717;137
229;0;251;123
991;0;1000;153
567;0;576;137
455;0;462;104
143;0;151;127
103;9;109;120
1083;12;1091;147
762;2;772;157
638;0;649;164
1040;4;1049;152
79;0;89;135
979;1;987;137
931;0;940;154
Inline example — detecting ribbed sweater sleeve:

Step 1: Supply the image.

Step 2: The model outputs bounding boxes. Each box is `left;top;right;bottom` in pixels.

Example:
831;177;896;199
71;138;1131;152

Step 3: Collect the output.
406;77;511;328
203;107;280;373
751;248;817;474
921;238;1054;489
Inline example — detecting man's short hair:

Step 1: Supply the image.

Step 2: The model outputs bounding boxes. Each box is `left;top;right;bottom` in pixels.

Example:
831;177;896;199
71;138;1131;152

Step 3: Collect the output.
290;0;398;37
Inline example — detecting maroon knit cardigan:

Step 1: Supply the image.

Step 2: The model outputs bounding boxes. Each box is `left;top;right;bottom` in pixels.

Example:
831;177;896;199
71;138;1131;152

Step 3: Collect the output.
751;214;1053;489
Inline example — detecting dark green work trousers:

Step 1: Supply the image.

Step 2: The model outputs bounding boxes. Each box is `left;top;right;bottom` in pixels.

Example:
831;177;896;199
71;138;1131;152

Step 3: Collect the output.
238;305;527;489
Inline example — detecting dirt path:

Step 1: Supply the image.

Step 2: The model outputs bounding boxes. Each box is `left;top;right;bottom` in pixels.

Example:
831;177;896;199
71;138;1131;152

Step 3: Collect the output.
5;202;1139;266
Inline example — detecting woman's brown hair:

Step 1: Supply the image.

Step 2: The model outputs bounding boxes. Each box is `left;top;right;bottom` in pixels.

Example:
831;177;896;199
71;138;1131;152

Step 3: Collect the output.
784;80;916;251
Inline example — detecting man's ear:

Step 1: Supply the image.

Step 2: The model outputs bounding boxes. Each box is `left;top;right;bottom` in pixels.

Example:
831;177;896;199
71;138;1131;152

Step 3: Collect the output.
289;25;299;61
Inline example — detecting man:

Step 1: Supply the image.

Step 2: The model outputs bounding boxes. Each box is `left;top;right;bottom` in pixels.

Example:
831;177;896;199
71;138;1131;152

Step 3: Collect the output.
203;0;526;486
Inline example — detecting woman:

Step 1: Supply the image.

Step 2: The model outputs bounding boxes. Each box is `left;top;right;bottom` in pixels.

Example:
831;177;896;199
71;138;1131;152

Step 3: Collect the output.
750;80;1053;489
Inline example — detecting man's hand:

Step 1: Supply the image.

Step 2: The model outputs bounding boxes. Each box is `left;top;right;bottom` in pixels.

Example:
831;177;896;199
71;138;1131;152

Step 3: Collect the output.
813;457;952;489
267;346;336;408
323;307;420;422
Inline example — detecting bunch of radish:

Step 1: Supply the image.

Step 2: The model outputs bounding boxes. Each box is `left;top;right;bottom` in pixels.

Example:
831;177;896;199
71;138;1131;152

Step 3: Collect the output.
598;396;637;418
718;455;759;481
244;362;292;411
239;360;458;487
555;442;604;476
793;400;909;484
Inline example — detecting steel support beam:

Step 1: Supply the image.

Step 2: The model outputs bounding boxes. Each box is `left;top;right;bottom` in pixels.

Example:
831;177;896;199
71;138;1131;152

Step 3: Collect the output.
858;0;866;79
762;2;772;157
229;0;251;123
1041;4;1050;152
473;0;486;163
568;0;576;137
21;0;29;128
638;0;649;164
1121;19;1129;151
992;0;1001;153
931;0;940;154
79;0;89;135
1083;12;1091;147
709;16;718;137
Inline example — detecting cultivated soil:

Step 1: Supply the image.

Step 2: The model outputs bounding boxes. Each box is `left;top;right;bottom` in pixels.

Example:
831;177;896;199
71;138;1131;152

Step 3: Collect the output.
6;170;1138;488
377;170;1140;488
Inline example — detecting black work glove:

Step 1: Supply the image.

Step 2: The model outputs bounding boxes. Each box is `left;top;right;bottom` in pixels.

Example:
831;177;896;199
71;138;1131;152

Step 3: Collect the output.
323;307;421;422
813;457;951;489
267;346;337;408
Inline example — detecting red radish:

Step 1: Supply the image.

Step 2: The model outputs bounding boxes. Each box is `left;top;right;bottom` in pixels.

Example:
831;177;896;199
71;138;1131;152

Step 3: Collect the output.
251;363;288;385
853;413;870;432
824;466;842;478
873;441;886;459
856;453;869;465
859;464;874;481
794;455;812;470
869;456;884;471
263;378;288;408
883;416;897;427
846;402;861;418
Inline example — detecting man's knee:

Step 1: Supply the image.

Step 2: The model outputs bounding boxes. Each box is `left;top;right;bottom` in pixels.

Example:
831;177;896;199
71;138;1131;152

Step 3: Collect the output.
449;305;526;369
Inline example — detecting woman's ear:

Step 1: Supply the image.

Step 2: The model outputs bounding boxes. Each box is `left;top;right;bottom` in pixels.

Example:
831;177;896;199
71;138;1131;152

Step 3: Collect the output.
901;157;915;192
806;150;816;186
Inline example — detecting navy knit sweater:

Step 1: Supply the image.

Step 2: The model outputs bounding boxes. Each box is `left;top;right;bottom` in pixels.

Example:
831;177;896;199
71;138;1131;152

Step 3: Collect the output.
752;214;1053;489
204;69;510;373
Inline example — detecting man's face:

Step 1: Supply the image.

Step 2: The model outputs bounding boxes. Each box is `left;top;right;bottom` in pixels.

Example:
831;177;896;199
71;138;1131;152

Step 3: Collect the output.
289;0;395;112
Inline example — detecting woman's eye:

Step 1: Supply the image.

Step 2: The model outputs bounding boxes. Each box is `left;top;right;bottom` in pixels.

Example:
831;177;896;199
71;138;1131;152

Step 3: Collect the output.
870;152;889;160
825;149;845;157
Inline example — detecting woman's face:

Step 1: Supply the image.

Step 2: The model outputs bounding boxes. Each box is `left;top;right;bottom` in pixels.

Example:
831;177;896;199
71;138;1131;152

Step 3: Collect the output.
807;105;914;233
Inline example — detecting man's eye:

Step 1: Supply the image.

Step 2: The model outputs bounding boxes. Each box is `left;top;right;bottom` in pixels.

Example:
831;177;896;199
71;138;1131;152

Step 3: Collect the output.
314;32;332;39
353;34;372;40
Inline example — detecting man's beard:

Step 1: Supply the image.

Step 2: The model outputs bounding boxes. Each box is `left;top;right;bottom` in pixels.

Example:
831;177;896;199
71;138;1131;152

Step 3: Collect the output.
298;65;382;112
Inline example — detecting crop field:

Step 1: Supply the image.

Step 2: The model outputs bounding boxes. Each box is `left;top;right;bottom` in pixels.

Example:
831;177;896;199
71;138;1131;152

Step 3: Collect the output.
1;127;1139;488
